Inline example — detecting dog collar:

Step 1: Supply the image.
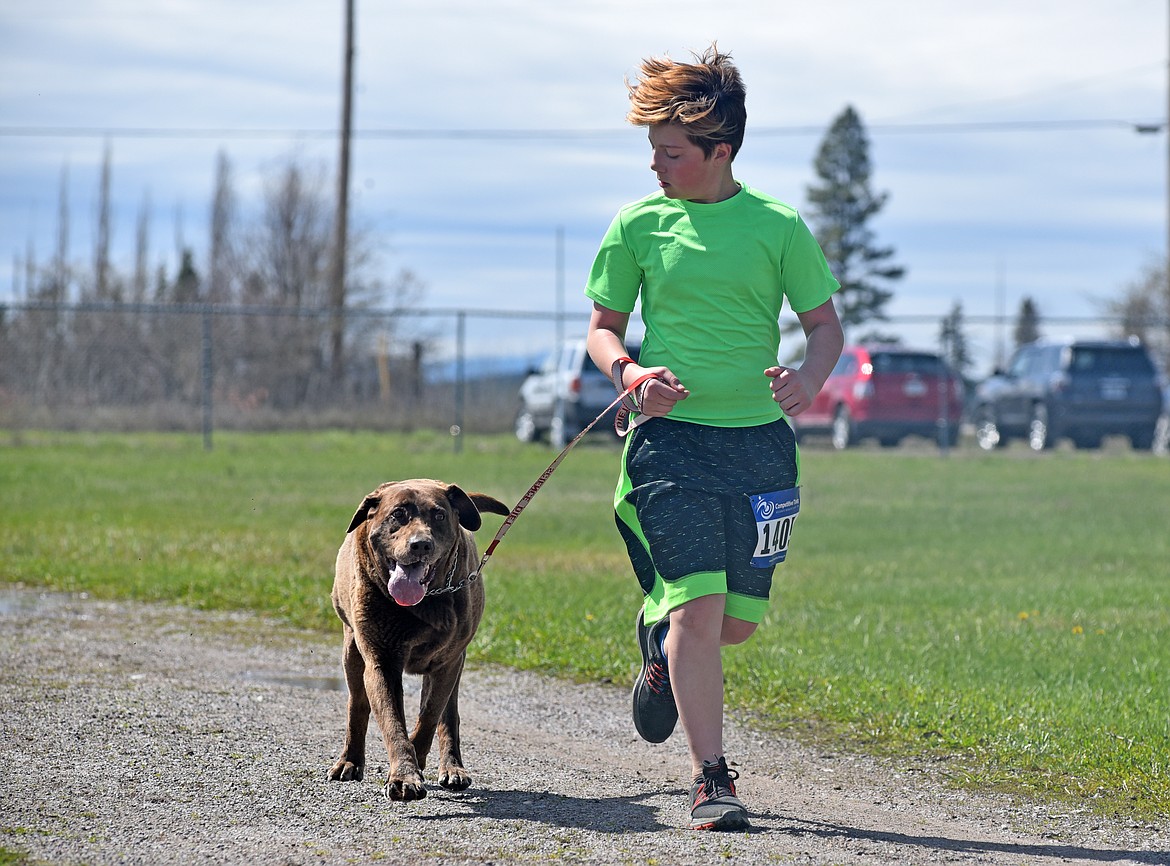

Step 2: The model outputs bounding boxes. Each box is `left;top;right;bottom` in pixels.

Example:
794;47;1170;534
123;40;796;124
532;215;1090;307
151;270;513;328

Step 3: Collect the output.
423;554;469;598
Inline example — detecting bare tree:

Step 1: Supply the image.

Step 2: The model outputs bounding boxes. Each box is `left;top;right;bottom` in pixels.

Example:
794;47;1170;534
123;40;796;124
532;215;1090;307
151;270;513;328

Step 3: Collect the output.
92;142;114;300
23;163;75;401
2;145;430;425
53;163;70;304
1105;260;1170;373
235;158;334;406
255;159;332;307
133;190;151;304
207;151;236;305
21;238;35;301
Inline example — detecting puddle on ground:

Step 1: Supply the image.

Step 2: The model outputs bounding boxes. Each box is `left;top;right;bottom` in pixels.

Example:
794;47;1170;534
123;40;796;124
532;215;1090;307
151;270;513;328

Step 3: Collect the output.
0;588;85;616
245;671;346;692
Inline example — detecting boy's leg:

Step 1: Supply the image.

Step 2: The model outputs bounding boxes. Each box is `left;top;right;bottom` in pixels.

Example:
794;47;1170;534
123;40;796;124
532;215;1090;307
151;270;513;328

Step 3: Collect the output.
664;593;728;777
720;615;757;646
643;600;758;767
667;593;752;831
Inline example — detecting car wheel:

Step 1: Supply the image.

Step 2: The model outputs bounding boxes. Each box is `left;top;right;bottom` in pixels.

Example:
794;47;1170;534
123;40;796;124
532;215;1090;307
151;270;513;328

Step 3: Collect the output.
974;406;1003;451
1028;403;1055;451
547;414;566;449
1130;424;1157;452
831;406;854;450
514;410;538;443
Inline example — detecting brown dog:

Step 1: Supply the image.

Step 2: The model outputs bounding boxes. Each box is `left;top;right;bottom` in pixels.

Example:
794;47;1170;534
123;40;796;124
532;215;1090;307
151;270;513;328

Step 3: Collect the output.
327;478;510;800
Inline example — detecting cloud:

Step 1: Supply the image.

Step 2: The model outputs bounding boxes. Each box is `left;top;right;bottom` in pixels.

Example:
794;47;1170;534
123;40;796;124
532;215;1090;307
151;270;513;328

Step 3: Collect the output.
1;0;1164;373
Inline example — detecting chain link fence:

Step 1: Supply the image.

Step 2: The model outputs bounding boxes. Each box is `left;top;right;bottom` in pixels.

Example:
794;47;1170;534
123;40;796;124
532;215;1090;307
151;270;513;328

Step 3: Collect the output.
0;299;1154;449
0;300;581;447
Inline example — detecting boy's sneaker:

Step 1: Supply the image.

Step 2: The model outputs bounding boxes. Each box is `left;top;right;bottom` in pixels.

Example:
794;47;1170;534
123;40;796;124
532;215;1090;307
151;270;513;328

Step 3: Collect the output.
689;757;751;831
631;609;678;743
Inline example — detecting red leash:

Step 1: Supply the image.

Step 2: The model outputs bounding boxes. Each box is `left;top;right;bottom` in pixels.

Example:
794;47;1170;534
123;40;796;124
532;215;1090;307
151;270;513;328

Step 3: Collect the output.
471;370;656;578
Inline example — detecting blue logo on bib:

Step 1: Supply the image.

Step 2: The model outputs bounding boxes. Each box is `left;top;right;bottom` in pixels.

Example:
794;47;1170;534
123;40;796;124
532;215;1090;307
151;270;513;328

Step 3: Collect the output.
749;486;800;568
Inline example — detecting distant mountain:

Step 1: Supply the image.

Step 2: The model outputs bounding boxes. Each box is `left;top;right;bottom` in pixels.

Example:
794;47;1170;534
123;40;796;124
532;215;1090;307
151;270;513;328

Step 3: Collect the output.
425;353;546;383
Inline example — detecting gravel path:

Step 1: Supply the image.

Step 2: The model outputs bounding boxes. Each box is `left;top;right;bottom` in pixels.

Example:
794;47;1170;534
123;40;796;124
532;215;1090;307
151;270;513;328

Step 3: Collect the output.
1;586;1166;866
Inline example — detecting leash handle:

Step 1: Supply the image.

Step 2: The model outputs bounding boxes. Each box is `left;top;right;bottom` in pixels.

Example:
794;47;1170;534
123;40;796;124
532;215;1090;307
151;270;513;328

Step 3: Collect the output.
610;356;642;413
472;371;658;578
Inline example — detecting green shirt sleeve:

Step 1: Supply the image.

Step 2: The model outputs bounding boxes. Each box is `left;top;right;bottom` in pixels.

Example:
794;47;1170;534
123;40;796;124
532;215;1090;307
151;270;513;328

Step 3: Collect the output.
584;211;641;314
781;214;838;314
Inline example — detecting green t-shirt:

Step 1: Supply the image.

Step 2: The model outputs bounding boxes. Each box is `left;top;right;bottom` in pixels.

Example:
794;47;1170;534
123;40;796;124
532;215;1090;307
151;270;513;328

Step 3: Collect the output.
584;184;840;427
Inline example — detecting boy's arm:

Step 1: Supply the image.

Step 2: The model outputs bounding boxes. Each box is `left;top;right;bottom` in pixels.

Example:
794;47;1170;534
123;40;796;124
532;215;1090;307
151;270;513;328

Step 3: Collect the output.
586;303;632;377
765;299;844;417
587;302;688;417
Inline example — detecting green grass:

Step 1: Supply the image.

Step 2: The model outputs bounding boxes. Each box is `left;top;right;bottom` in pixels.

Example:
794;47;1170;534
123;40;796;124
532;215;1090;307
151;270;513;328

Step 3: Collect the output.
2;429;1168;820
0;846;34;866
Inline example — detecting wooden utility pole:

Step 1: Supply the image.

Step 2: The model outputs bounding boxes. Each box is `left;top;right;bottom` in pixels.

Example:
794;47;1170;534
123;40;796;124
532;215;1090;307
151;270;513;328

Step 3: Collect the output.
330;0;355;384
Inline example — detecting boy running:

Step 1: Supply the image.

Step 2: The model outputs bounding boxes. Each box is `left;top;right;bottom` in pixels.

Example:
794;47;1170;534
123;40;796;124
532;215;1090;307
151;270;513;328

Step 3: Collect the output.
584;44;844;831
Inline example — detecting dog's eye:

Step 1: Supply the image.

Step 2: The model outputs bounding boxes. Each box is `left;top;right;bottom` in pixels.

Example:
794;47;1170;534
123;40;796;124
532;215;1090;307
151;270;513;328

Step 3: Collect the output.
390;507;409;524
432;508;446;523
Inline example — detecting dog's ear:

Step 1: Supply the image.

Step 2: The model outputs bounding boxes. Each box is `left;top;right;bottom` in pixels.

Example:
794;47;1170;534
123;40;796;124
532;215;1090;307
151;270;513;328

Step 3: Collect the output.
347;494;381;534
444;485;483;531
467;492;511;518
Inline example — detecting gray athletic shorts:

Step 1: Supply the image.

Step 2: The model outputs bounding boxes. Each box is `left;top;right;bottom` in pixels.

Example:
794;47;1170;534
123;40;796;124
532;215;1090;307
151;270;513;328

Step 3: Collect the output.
613;416;801;625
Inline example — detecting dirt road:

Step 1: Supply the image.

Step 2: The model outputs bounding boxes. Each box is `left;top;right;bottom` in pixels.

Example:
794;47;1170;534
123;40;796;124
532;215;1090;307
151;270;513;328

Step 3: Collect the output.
1;587;1165;865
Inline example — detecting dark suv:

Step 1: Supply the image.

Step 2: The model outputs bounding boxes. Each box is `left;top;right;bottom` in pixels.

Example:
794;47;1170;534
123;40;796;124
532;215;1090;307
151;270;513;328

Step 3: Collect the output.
791;344;965;449
972;338;1164;451
515;339;639;448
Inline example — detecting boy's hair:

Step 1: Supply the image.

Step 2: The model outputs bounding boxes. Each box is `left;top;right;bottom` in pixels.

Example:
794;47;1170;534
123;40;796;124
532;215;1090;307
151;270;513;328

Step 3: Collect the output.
625;44;747;160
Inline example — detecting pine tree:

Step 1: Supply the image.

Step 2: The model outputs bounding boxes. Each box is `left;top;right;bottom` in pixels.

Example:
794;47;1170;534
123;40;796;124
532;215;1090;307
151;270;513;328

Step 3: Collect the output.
806;105;904;337
1013;297;1041;349
172;249;201;304
939;300;973;379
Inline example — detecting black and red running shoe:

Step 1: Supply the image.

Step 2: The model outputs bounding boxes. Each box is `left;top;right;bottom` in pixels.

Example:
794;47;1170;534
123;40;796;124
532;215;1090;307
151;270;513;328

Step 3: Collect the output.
631;608;678;743
689;756;750;831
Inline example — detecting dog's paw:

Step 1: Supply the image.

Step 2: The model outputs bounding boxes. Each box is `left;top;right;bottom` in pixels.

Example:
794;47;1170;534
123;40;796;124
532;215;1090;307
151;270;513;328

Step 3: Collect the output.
383;772;427;801
327;759;364;782
438;766;472;792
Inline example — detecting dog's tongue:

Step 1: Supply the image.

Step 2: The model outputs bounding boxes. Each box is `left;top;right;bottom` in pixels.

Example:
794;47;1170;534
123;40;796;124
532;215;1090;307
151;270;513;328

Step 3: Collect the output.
388;562;428;607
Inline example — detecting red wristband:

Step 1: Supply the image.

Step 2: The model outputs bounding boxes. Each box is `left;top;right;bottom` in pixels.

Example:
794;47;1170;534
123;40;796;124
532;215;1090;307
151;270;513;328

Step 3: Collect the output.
610;356;635;388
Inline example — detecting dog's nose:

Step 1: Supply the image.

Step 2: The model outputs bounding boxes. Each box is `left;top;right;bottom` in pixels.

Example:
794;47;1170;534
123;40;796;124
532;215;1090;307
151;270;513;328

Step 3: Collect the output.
409;536;434;558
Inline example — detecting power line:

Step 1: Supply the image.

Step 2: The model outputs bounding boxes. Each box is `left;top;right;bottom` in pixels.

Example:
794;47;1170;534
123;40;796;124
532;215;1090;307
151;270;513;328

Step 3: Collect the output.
0;118;1163;141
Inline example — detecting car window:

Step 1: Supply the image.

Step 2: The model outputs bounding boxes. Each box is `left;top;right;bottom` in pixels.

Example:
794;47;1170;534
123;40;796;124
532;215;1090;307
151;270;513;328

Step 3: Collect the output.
1068;346;1155;376
582;355;609;380
869;352;943;375
832;354;858;376
1008;348;1034;378
1040;346;1063;374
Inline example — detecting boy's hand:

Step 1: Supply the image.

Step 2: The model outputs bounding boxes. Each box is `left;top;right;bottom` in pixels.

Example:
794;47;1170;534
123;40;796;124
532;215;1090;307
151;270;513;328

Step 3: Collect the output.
625;365;689;417
765;366;816;416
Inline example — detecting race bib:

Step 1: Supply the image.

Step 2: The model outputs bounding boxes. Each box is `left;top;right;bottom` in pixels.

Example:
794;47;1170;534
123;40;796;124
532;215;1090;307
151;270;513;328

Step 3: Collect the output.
749;486;800;568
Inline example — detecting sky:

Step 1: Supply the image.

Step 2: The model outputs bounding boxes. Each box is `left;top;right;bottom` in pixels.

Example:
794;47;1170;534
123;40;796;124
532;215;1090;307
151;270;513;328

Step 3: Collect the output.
1;0;1166;374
